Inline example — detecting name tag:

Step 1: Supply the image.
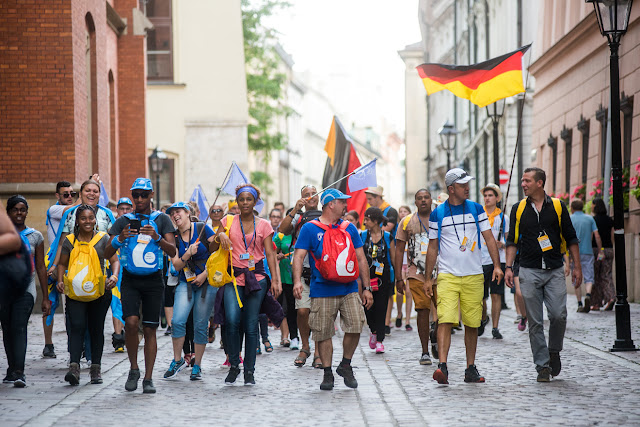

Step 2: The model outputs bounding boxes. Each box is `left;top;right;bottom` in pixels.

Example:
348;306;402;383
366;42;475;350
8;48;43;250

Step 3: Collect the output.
420;235;428;254
375;262;384;276
538;234;553;252
240;253;250;260
248;256;255;271
461;236;476;252
183;267;196;282
137;234;151;244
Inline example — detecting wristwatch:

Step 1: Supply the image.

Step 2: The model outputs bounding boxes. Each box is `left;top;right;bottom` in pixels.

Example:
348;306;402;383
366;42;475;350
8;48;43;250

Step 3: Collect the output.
363;286;372;292
505;265;513;269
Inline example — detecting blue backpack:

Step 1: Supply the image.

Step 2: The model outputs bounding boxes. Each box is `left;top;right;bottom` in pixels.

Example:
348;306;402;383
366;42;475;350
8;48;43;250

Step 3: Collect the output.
120;211;164;275
433;200;482;250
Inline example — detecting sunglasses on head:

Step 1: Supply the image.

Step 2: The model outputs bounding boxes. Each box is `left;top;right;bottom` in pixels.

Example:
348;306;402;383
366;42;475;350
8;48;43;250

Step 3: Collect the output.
131;192;150;199
210;209;223;213
61;191;77;198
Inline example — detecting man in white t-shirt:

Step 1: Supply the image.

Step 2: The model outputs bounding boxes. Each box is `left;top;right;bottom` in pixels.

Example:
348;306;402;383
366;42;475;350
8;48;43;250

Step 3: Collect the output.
424;169;503;385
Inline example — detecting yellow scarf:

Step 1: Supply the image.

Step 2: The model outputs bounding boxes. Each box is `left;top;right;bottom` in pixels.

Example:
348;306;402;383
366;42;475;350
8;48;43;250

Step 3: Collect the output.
379;201;390;211
484;207;502;227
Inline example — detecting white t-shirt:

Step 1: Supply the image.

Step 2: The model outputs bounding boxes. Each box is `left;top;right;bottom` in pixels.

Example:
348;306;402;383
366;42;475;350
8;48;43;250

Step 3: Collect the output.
46;204;66;245
62;207;113;234
480;210;509;265
428;201;490;277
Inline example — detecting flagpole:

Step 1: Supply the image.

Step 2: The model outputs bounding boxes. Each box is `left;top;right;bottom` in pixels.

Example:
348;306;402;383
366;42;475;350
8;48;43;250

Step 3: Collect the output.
307;170;359;201
211;162;235;208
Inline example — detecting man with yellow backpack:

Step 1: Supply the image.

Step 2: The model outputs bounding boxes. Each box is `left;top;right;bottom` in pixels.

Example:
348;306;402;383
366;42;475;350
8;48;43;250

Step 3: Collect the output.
505;167;580;383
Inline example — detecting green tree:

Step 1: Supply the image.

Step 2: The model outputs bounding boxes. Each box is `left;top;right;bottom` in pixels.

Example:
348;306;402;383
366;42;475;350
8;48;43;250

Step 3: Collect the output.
242;0;291;194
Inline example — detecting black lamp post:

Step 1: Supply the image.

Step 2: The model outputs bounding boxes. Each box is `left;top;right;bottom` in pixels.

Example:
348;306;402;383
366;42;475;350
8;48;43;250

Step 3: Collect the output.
438;120;458;171
487;99;505;185
149;146;166;206
586;0;636;352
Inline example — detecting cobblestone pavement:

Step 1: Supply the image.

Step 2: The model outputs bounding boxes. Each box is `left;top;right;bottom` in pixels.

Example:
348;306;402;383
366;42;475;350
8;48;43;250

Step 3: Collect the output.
1;293;640;427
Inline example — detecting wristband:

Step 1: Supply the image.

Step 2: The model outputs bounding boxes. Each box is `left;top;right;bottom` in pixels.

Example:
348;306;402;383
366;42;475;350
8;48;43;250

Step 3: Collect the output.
363;287;372;292
505;265;513;269
289;213;295;219
111;238;123;250
154;234;162;243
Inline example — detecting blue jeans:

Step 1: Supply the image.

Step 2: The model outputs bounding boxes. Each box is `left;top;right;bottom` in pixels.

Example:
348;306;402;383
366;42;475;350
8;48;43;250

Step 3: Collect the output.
172;281;218;345
0;291;34;374
224;279;268;373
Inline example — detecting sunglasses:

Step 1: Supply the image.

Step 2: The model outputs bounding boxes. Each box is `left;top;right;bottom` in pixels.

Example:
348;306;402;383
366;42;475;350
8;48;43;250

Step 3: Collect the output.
131;192;151;199
61;192;77;198
210;209;223;213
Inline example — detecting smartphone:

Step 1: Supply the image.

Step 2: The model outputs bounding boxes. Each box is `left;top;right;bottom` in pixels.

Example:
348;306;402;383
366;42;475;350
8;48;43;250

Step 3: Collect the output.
129;219;141;232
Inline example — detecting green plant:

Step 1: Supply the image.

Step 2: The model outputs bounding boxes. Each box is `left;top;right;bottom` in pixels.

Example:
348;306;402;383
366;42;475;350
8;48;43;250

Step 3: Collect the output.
250;171;273;196
630;157;640;200
608;167;630;211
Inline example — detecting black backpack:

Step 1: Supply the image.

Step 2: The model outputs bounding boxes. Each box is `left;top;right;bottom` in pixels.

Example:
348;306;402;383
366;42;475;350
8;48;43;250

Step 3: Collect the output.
0;235;33;304
292;210;322;245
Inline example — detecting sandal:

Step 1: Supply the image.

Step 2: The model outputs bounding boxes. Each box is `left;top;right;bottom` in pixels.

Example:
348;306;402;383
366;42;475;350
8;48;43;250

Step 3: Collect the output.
281;338;291;348
312;355;323;369
263;339;273;353
294;348;311;367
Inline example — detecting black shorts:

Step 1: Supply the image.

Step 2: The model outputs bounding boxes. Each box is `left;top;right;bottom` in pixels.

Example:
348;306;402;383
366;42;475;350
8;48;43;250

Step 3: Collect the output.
164;283;176;308
483;263;506;299
121;269;164;328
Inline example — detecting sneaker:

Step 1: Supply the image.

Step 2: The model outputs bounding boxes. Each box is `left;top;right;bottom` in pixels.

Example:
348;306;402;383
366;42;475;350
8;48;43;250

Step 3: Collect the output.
256;346;262;355
385;325;391;336
142;379;156;394
125;369;140;391
375;342;385;354
164;325;172;336
431;343;439;360
537;367;551;382
161;316;167;329
222;357;230;367
395;317;402;328
13;372;26;388
478;317;489;337
464;365;485;383
405;324;413;331
433;363;449;384
320;371;334;391
115;345;125;353
112;333;125;352
369;333;376;349
419;353;432;365
514;315;522;324
90;364;102;384
3;371;17;384
43;344;56;358
577;304;584;313
492;328;503;340
225;366;241;384
65;363;80;386
290;337;299;350
549;352;561;377
583;296;591;313
163;358;186;379
518;317;527;331
208;325;216;344
336;364;358;389
453;321;463;330
190;364;202;381
244;371;255;386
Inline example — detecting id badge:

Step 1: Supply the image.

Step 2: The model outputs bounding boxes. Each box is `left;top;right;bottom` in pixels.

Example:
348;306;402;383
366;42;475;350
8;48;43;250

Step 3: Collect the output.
183;267;196;282
375;262;384;276
240;253;250;260
420;236;428;254
137;234;151;244
248;255;255;271
538;234;553;252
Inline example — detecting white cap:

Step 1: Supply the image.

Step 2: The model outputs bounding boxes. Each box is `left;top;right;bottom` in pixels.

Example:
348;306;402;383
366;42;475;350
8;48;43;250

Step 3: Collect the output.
445;168;474;187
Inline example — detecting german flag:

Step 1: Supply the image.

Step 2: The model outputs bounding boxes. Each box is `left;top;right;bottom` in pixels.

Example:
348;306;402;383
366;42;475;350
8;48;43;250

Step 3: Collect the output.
416;44;530;108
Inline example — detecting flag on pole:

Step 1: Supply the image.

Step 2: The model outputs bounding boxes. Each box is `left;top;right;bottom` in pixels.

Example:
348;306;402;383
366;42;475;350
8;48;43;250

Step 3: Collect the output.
221;162;265;214
189;185;209;221
416;44;530;108
99;182;109;207
347;159;377;193
322;116;368;222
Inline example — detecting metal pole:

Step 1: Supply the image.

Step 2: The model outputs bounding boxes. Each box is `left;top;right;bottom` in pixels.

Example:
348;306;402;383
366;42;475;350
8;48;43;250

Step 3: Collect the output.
446;151;451;171
492;117;500;185
608;40;636;352
156;172;161;207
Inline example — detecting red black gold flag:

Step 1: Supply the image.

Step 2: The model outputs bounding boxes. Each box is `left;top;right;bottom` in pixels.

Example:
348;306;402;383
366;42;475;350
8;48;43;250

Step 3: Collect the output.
323;116;367;221
416;44;530;107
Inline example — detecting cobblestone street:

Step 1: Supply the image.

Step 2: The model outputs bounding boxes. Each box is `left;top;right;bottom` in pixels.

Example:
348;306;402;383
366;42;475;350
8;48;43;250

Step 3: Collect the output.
2;294;640;427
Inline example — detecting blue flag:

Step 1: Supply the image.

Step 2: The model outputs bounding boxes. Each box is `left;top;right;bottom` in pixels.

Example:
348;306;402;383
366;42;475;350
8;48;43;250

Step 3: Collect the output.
347;158;377;192
221;162;265;214
99;182;109;207
189;185;209;221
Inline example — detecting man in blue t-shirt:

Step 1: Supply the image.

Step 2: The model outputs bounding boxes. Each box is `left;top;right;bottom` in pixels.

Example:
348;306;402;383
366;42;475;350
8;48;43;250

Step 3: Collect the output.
293;188;373;392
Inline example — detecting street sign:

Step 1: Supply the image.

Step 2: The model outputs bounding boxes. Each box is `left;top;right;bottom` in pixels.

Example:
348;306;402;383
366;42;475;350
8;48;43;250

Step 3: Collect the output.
499;169;509;185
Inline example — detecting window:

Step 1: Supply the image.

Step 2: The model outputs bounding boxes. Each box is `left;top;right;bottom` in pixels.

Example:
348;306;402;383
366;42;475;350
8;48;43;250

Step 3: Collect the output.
547;134;558;192
577;116;590;184
621;93;634;169
561;126;572;192
596;105;608;178
146;0;173;82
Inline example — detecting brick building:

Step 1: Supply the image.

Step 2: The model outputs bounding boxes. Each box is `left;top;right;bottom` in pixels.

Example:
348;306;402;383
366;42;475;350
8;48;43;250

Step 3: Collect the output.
0;0;149;244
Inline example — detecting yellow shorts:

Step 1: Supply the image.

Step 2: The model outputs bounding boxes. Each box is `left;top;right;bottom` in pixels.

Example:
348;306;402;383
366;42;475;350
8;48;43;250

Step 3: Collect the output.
436;273;484;328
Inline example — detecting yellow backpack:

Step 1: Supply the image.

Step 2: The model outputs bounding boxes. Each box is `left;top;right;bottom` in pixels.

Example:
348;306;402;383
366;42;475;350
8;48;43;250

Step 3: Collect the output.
206;215;242;307
513;197;567;254
64;232;106;302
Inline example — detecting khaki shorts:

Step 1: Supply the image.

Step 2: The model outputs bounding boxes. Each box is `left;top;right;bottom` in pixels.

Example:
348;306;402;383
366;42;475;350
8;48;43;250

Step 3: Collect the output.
295;281;311;310
436;273;484;327
309;292;366;342
407;277;435;310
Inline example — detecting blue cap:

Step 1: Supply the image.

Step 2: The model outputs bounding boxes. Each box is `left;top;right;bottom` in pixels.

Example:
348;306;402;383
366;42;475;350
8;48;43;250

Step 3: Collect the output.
321;188;351;206
130;178;153;191
117;197;133;207
166;201;191;215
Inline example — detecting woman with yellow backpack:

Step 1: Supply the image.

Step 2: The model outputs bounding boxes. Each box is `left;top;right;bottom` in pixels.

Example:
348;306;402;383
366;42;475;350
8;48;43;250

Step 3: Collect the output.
56;205;120;385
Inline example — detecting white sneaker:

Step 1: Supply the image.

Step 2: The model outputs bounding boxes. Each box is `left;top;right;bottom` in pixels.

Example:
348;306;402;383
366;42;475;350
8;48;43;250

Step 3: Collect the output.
290;337;300;350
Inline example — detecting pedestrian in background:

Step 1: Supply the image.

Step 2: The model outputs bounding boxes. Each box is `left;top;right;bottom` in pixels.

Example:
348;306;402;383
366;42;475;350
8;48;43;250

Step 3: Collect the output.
395;205;413;332
590;198;615;311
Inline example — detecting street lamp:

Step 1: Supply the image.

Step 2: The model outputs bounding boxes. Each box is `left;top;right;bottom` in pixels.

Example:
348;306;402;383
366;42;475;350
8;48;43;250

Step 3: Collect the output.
586;0;636;352
486;99;505;186
149;146;166;206
438;120;458;171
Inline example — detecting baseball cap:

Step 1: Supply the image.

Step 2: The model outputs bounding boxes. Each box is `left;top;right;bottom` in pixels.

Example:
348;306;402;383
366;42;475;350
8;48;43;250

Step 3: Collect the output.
321;188;351;206
445;168;474;187
166;201;191;215
364;186;384;197
130;177;153;191
481;183;502;202
117;197;133;207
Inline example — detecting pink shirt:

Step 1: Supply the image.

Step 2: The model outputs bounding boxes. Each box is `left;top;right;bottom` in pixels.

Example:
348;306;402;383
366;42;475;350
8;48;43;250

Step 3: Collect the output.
222;215;273;287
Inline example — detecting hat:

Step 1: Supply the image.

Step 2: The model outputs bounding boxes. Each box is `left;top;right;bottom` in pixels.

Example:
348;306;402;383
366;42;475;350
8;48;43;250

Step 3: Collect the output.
228;200;238;209
130;177;153;191
117;197;132;207
364;186;384;197
166;201;191;215
434;193;449;206
321;188;351;206
445;168;474;187
481;183;502;202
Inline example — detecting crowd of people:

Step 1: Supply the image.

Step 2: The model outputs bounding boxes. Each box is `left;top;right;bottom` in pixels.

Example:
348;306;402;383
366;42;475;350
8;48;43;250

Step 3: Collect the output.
0;165;617;391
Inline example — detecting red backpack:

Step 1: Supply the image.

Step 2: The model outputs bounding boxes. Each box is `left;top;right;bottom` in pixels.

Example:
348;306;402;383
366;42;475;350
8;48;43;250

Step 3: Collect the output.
309;220;359;283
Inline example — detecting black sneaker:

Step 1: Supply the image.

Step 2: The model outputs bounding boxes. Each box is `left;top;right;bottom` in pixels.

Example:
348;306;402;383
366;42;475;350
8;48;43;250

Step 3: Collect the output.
225;366;241;385
3;371;17;384
142;379;156;394
320;371;334;391
43;344;56;358
433;363;448;384
13;372;26;388
583;296;591;313
464;365;485;383
537;367;551;382
419;353;432;365
395;317;402;328
549;352;561;377
164;325;172;336
492;328;503;339
431;342;439;360
125;369;140;391
577;303;584;313
478;317;489;337
384;326;391;336
244;371;255;386
336;364;358;389
163;358;186;379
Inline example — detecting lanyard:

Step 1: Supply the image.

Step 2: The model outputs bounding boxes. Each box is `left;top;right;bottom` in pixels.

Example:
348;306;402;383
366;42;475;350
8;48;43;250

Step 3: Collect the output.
447;201;466;246
239;215;256;251
416;214;428;234
178;223;192;253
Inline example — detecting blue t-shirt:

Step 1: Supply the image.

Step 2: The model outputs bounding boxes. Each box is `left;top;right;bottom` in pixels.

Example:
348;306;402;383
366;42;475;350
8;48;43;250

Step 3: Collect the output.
570;211;598;255
176;224;215;281
295;219;363;298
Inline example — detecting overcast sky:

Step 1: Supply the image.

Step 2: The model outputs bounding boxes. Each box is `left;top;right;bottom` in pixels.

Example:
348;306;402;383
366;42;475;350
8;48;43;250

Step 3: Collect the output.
267;0;422;134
